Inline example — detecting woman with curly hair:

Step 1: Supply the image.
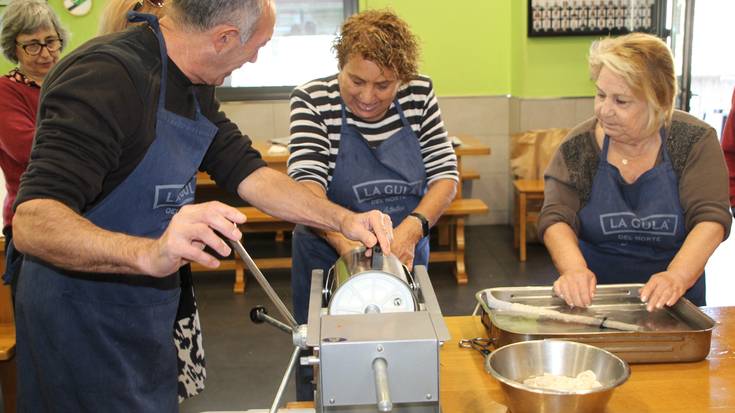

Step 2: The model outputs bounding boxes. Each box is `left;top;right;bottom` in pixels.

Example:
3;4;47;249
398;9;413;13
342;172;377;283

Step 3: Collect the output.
287;9;458;400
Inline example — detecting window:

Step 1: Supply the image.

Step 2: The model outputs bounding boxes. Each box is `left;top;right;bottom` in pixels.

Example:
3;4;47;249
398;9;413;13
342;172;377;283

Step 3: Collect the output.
216;0;357;101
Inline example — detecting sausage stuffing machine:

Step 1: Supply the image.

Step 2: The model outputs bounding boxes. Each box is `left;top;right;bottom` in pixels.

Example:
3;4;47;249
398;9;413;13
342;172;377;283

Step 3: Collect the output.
232;241;450;413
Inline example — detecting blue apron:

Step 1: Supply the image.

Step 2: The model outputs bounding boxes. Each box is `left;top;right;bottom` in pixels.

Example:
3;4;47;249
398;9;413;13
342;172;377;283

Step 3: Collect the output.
578;132;705;305
291;100;428;400
14;13;217;412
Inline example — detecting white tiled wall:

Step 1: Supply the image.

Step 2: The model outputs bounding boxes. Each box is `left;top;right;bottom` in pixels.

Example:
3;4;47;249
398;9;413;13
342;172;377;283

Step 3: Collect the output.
216;96;596;225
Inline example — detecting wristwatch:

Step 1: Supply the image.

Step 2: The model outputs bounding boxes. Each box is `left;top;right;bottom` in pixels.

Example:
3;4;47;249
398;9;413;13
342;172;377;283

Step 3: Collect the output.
409;212;430;238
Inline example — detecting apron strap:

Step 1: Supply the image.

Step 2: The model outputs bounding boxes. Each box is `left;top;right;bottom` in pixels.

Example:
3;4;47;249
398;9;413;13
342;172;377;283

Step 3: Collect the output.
393;97;411;129
128;12;168;112
601;128;670;164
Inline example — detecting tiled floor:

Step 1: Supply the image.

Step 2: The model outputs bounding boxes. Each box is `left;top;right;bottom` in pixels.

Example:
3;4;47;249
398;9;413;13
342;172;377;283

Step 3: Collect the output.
180;221;735;412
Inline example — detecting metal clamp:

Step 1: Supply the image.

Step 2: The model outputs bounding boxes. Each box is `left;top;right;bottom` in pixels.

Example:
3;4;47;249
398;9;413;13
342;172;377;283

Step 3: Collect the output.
459;337;494;356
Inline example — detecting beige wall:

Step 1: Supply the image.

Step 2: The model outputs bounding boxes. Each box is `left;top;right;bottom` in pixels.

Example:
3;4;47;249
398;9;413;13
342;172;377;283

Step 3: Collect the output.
219;96;594;225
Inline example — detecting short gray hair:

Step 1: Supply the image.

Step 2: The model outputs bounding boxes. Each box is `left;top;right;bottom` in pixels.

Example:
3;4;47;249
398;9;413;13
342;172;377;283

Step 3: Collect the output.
1;0;69;64
171;0;266;43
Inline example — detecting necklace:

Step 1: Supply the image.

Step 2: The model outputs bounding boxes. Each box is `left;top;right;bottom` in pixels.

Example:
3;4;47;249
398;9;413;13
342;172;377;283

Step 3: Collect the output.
621;158;629;165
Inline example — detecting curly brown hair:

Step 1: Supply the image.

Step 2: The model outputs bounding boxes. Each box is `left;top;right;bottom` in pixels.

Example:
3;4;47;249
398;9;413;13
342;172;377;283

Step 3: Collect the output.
333;9;419;83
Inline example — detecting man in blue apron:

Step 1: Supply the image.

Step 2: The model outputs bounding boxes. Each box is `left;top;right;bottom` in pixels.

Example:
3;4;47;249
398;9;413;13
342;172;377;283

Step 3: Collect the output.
11;2;392;411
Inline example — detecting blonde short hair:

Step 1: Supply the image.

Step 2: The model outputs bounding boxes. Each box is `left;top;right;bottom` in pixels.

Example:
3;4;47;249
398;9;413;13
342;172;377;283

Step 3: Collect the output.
98;0;167;35
589;33;676;136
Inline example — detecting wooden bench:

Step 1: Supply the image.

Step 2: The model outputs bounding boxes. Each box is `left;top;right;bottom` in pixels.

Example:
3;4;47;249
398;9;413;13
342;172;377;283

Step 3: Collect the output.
512;179;545;262
193;198;488;292
0;237;17;413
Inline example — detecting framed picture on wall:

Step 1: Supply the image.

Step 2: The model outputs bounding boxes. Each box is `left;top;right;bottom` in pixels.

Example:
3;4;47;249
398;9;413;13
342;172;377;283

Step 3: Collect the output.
528;0;662;37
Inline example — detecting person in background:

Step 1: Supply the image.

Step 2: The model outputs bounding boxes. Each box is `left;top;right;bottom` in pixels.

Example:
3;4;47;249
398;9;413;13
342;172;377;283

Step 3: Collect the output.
11;0;392;410
722;88;735;218
287;9;458;400
99;0;167;35
539;33;730;312
0;0;67;290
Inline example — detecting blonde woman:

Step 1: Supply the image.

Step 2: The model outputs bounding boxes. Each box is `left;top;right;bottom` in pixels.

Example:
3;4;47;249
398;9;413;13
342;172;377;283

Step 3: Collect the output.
540;33;730;311
98;0;166;35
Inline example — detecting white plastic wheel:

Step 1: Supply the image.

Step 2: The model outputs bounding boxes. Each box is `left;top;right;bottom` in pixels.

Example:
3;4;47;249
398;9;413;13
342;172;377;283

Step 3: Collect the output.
328;271;415;315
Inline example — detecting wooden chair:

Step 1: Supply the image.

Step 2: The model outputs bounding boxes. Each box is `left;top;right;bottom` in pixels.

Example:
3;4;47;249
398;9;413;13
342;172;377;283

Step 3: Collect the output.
512;179;545;262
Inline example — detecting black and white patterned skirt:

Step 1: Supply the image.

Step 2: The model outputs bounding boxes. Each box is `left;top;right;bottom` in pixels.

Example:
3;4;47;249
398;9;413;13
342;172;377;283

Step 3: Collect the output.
175;266;206;402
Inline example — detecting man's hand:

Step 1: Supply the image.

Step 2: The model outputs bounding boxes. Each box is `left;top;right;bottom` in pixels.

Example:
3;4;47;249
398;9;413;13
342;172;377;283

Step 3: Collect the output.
553;267;597;308
332;237;363;257
140;201;246;276
339;210;393;255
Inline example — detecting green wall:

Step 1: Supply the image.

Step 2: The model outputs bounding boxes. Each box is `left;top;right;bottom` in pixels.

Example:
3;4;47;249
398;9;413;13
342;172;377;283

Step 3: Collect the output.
509;1;595;97
360;0;511;96
361;0;597;98
1;0;596;97
0;0;104;75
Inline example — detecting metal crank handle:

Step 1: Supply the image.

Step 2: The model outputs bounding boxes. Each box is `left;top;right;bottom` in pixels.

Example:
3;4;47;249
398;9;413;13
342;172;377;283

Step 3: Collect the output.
373;358;393;412
250;305;293;335
228;239;298;329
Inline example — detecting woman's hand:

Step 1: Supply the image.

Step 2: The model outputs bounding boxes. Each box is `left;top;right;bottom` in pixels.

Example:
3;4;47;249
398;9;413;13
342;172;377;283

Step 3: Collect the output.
639;270;689;312
553;267;597;308
392;217;424;270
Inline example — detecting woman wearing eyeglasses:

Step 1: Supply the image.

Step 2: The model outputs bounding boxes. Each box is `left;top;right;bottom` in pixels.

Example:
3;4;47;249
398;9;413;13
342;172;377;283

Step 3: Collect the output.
0;0;67;291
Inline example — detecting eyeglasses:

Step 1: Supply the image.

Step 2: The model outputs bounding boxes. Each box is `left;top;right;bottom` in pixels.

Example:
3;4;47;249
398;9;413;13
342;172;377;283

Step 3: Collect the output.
133;0;164;10
16;38;63;56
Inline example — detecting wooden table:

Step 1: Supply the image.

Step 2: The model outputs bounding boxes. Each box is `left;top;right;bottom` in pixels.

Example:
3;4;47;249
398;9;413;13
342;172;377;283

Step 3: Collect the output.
441;309;735;412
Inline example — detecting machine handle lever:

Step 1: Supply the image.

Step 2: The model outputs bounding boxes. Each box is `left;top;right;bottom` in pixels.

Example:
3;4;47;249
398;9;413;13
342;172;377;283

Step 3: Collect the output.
250;305;293;335
229;239;298;329
372;357;393;412
371;245;384;270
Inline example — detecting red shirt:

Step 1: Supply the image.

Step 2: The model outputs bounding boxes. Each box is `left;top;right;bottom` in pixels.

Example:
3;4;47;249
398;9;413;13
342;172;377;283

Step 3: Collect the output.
723;88;735;208
0;70;40;228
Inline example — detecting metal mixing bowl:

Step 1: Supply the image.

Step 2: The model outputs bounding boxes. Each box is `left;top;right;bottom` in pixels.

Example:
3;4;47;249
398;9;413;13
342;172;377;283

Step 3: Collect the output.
485;339;630;413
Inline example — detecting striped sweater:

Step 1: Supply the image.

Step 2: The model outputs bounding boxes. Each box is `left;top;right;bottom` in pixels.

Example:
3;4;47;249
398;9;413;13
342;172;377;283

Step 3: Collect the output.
287;74;458;190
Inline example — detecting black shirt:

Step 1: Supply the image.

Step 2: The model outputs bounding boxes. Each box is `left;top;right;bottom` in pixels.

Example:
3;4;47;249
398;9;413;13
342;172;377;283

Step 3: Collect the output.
16;25;265;214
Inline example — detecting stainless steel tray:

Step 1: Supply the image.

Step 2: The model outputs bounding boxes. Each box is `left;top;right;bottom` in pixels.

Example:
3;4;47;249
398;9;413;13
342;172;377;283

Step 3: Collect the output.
476;284;716;363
